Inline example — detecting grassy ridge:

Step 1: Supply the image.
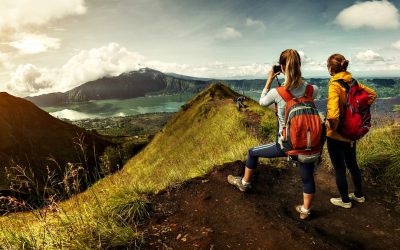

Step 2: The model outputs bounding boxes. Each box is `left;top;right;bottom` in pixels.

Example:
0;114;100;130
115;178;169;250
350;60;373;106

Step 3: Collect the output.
0;83;272;248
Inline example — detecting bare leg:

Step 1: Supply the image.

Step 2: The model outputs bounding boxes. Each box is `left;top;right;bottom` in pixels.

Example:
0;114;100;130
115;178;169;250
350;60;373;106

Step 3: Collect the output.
242;167;254;183
303;193;314;210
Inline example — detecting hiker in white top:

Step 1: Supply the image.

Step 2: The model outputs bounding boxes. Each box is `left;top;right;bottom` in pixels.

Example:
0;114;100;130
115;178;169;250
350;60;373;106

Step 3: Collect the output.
228;49;320;220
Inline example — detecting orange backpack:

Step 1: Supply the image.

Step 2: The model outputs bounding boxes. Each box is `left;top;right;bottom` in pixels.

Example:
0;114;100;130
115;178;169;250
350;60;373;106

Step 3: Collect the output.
276;85;324;163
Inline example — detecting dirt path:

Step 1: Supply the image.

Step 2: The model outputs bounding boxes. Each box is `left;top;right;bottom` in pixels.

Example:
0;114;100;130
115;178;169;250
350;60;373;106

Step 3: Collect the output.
140;161;400;249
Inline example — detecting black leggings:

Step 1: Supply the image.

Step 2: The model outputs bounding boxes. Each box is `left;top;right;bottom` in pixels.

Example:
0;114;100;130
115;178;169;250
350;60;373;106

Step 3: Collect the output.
327;137;363;203
246;142;316;194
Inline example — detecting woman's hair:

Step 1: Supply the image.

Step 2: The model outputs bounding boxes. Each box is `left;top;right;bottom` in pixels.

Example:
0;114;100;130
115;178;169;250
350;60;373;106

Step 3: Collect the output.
279;49;302;89
327;53;349;75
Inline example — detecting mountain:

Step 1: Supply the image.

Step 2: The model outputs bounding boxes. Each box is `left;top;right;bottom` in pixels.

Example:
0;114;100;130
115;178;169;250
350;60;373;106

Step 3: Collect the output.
26;68;210;107
0;92;111;197
25;68;269;107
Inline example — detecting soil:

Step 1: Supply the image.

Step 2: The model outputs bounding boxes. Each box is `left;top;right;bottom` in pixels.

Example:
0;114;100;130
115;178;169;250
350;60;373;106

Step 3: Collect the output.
140;161;400;249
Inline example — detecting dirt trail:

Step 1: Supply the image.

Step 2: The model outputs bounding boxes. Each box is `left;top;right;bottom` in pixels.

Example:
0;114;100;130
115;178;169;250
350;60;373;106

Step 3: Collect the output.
140;161;400;249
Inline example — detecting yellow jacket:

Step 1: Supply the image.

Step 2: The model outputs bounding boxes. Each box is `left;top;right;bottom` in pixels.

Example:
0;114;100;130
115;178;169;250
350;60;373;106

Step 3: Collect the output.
326;71;377;142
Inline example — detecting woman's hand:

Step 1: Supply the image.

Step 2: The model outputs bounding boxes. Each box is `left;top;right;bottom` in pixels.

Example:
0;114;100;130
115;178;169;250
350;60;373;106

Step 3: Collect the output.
265;66;280;90
267;66;280;80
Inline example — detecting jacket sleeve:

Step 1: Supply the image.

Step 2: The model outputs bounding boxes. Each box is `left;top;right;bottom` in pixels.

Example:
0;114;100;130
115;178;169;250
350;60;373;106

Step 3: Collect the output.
259;88;276;107
358;82;378;105
326;82;341;130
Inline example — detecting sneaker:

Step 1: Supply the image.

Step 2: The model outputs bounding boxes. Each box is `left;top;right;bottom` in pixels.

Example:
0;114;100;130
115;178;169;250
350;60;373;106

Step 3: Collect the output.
330;197;352;208
227;175;248;192
349;193;365;203
295;205;311;220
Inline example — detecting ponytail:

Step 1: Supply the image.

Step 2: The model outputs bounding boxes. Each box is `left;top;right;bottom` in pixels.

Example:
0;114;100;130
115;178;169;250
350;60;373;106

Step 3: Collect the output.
279;49;302;89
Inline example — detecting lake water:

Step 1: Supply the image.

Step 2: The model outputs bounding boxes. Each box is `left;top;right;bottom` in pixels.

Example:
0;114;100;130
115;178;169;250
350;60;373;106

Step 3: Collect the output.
44;93;195;120
43;91;399;121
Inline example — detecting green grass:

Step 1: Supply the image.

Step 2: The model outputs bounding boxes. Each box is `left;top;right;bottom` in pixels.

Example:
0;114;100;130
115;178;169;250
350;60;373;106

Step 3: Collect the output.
0;83;269;248
357;124;400;186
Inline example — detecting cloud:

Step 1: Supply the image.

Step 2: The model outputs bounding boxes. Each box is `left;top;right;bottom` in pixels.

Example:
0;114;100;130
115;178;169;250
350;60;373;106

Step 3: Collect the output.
0;0;86;67
335;0;400;30
8;33;61;54
216;27;242;40
245;18;266;30
392;40;400;49
7;43;145;96
6;43;273;96
298;51;313;64
8;64;53;94
0;0;86;31
354;49;385;62
0;52;13;69
190;62;269;78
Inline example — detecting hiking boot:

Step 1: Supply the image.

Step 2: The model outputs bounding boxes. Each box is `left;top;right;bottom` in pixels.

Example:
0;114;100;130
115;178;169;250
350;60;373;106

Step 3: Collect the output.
295;205;311;220
330;197;352;208
349;193;365;203
227;175;249;192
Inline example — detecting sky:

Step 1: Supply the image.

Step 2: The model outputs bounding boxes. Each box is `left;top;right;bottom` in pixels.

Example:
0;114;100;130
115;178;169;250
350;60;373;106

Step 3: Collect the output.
0;0;400;97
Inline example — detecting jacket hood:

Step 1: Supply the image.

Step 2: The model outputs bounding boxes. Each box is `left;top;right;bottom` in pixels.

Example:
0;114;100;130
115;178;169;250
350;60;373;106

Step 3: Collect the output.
330;71;352;84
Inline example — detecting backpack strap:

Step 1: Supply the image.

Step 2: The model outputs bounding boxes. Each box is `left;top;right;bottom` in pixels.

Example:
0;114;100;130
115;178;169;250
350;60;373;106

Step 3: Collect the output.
351;78;358;87
334;79;350;92
276;86;294;102
305;84;314;98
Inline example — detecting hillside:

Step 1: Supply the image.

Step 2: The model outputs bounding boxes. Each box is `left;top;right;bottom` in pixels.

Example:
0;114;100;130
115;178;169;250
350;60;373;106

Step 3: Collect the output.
1;84;399;249
0;92;111;198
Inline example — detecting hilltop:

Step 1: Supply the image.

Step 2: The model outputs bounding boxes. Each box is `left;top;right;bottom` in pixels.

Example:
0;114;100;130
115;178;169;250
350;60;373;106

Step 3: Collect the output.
0;83;399;249
0;92;111;199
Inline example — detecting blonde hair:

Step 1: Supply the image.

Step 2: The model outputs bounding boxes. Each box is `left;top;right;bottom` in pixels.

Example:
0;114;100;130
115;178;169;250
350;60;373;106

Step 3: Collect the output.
279;49;302;89
327;53;349;75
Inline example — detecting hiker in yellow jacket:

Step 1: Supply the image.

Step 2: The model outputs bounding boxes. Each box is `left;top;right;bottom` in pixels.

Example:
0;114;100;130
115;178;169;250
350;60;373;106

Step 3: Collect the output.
326;54;377;208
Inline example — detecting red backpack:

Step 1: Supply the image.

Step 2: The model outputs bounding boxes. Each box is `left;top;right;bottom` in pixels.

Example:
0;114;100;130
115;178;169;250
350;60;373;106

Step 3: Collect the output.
334;79;371;141
276;85;324;163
